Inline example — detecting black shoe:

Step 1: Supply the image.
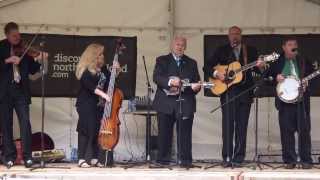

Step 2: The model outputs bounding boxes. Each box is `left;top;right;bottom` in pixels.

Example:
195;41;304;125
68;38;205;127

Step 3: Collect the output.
222;161;231;168
5;161;14;169
285;163;296;169
232;162;242;168
156;160;170;166
301;163;312;169
180;163;192;169
24;159;33;168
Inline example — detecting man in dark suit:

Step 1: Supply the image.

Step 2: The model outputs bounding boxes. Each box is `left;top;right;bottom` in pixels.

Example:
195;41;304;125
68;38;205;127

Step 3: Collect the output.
203;26;264;167
268;37;313;169
153;36;201;167
0;22;48;168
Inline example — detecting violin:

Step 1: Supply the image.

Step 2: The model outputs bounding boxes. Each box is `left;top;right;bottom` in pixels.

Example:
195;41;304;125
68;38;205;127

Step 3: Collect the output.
12;40;41;58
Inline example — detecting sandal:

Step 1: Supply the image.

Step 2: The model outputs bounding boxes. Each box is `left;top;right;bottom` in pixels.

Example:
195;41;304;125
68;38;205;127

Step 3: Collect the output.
91;159;104;168
78;159;90;168
96;162;105;168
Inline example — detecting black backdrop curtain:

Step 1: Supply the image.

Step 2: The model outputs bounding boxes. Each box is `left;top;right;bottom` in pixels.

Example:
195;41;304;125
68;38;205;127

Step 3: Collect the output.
22;34;137;99
204;34;320;97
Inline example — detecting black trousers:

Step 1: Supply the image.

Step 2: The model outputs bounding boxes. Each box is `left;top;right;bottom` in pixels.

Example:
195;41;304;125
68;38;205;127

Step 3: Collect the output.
78;133;114;164
220;92;252;163
157;111;194;165
278;100;312;164
77;106;113;164
78;132;99;162
0;85;32;162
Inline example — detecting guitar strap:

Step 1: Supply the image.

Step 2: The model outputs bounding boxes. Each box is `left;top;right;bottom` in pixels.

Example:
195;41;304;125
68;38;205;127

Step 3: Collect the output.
242;44;248;65
298;55;305;79
241;44;248;83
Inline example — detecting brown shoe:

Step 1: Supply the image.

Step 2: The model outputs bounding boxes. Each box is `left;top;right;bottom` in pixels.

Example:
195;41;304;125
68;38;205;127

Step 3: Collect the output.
285;163;296;169
301;163;312;169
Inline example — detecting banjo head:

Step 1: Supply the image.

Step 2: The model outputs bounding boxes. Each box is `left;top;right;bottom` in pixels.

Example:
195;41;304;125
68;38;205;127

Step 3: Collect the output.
276;76;301;103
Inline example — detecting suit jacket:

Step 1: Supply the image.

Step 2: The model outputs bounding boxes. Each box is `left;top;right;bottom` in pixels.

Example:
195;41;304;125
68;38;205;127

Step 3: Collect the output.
0;39;41;104
152;53;200;118
203;43;259;102
267;54;313;109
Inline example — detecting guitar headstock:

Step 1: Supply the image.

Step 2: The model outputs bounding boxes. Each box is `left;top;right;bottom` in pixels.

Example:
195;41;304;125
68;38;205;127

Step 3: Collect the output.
263;52;280;62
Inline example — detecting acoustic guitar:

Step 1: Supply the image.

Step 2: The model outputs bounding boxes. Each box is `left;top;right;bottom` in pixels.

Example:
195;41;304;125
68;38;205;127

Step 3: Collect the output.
209;52;279;95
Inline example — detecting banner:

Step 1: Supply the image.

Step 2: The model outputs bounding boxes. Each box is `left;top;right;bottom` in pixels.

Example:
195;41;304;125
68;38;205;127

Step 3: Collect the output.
204;34;320;97
22;34;137;99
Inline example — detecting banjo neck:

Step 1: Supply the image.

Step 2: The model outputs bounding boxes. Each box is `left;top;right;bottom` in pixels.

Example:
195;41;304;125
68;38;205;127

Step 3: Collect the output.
301;69;320;83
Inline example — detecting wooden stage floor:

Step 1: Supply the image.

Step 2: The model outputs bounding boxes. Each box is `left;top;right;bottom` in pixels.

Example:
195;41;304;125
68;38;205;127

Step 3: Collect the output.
1;163;320;180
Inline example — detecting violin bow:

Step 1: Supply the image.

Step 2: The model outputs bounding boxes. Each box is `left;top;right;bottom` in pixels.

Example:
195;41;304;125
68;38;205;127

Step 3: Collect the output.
19;24;45;59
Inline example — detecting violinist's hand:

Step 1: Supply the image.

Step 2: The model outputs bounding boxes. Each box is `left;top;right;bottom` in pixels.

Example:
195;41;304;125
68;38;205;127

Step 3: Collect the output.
35;51;49;62
5;56;21;65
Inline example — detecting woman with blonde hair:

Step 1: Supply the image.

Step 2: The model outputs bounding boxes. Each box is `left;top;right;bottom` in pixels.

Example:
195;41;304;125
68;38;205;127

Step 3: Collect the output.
75;43;119;168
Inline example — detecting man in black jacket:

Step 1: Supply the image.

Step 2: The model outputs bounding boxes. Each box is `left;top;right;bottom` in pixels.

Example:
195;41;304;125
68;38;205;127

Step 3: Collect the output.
203;26;263;167
0;22;47;168
153;36;201;167
268;37;313;169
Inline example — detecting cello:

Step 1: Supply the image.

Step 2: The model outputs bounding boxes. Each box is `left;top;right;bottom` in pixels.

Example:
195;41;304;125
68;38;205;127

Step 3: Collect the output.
98;39;124;166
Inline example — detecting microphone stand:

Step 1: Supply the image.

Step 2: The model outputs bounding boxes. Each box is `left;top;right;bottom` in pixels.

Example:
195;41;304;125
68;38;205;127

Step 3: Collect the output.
205;46;237;169
144;56;153;163
272;86;316;169
175;64;201;170
30;41;69;171
205;66;271;170
251;82;275;170
177;76;184;167
123;56;171;170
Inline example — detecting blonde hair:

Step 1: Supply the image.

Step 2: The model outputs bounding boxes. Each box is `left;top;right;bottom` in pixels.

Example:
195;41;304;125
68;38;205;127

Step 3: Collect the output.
76;43;104;80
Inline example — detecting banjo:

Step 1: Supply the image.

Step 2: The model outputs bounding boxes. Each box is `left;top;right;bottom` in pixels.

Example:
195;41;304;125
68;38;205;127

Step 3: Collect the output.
277;69;320;103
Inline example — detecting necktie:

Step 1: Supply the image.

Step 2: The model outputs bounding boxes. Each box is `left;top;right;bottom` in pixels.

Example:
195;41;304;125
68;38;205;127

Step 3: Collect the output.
11;46;21;83
176;59;181;67
290;60;298;77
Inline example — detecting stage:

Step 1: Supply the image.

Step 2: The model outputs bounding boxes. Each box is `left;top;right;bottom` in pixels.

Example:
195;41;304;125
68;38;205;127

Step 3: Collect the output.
1;163;320;180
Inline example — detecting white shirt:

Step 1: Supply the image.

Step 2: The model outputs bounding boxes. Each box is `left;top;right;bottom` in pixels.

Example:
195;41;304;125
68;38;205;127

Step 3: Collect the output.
168;53;182;86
